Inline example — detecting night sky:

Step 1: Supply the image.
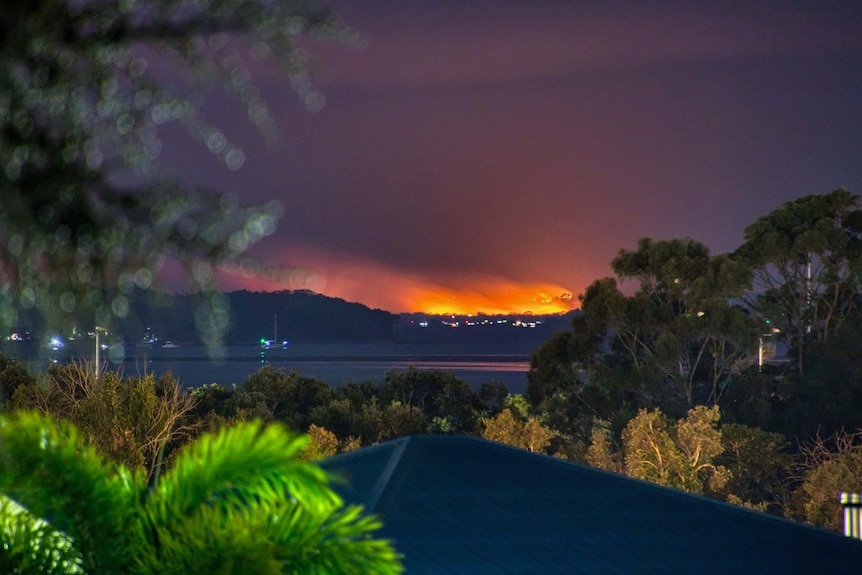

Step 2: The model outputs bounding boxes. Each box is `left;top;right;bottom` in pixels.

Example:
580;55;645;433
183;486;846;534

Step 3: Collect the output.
162;1;862;314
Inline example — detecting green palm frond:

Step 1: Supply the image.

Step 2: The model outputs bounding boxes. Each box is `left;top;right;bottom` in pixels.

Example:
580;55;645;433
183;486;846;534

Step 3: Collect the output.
0;413;402;575
268;504;404;575
144;420;336;521
137;495;402;575
136;420;402;574
0;411;142;574
133;503;284;575
0;496;84;575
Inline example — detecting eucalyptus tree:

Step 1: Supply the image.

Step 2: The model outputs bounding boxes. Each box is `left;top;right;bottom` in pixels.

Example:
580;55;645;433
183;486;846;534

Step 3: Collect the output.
735;188;862;373
0;0;354;347
578;238;757;410
525;318;638;441
621;405;731;496
481;406;559;454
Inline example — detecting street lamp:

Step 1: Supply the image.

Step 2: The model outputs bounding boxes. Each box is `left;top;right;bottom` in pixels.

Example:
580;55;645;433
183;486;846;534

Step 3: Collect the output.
94;326;107;381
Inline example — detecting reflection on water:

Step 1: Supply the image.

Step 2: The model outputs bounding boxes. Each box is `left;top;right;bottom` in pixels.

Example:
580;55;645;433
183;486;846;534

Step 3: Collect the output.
116;343;532;393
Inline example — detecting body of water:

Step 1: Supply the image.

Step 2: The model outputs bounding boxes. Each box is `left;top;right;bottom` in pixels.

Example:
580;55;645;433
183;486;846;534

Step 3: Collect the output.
110;342;533;393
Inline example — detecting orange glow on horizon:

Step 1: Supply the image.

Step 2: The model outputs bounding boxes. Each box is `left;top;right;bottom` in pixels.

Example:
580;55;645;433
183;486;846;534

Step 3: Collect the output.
211;248;579;315
407;286;574;316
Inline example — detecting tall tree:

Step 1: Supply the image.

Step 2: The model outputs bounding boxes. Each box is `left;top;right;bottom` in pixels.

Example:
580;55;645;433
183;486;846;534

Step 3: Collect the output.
525;318;639;441
579;238;756;409
735;189;862;373
0;0;353;345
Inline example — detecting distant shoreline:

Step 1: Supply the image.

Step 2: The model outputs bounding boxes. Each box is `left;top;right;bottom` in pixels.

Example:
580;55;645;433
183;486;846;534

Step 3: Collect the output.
123;353;532;364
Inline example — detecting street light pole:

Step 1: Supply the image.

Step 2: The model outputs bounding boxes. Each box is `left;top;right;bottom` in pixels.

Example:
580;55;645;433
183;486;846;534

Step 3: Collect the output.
94;327;106;381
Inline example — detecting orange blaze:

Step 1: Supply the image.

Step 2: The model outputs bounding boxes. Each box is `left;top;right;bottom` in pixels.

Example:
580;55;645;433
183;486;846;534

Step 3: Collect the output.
408;286;573;315
211;247;578;315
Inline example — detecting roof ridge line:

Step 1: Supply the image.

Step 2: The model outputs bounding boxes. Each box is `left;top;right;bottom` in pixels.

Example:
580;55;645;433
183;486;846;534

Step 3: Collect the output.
365;437;410;511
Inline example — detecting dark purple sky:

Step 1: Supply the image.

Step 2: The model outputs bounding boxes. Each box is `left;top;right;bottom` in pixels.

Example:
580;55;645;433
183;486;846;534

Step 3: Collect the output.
164;1;862;314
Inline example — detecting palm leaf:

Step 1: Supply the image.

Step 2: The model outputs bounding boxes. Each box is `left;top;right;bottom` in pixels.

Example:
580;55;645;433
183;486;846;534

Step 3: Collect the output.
0;495;84;575
143;420;335;520
0;414;402;574
0;411;143;574
268;503;403;575
135;420;402;574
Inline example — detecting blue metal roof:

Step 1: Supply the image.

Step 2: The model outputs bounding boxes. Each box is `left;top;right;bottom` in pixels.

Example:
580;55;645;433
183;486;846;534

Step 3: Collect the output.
323;435;862;574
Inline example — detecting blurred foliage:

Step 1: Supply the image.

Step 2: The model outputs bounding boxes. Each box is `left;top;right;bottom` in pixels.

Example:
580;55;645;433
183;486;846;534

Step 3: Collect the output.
0;0;356;347
0;411;402;574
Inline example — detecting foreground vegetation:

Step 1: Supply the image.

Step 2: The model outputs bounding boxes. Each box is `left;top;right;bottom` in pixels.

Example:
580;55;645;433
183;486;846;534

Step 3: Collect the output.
8;189;861;541
0;411;401;575
0;349;858;538
0;190;862;572
8;0;857;568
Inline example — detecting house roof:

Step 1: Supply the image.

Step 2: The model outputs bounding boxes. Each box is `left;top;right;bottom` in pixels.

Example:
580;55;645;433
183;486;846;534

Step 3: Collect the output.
322;435;862;574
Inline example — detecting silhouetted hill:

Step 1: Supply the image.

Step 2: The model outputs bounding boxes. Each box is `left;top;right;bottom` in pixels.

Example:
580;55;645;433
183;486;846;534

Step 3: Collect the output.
124;289;400;344
226;289;398;343
91;290;577;346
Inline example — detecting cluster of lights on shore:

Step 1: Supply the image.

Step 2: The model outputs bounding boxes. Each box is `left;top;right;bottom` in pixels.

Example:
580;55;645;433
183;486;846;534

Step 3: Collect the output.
6;329;113;369
428;317;544;329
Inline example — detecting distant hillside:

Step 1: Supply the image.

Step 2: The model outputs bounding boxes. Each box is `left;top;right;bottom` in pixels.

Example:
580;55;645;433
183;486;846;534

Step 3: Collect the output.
124;289;400;344
226;289;399;343
99;290;578;346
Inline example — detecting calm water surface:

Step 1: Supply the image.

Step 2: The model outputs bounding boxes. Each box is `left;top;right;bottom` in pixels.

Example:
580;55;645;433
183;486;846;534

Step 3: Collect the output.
115;342;532;393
